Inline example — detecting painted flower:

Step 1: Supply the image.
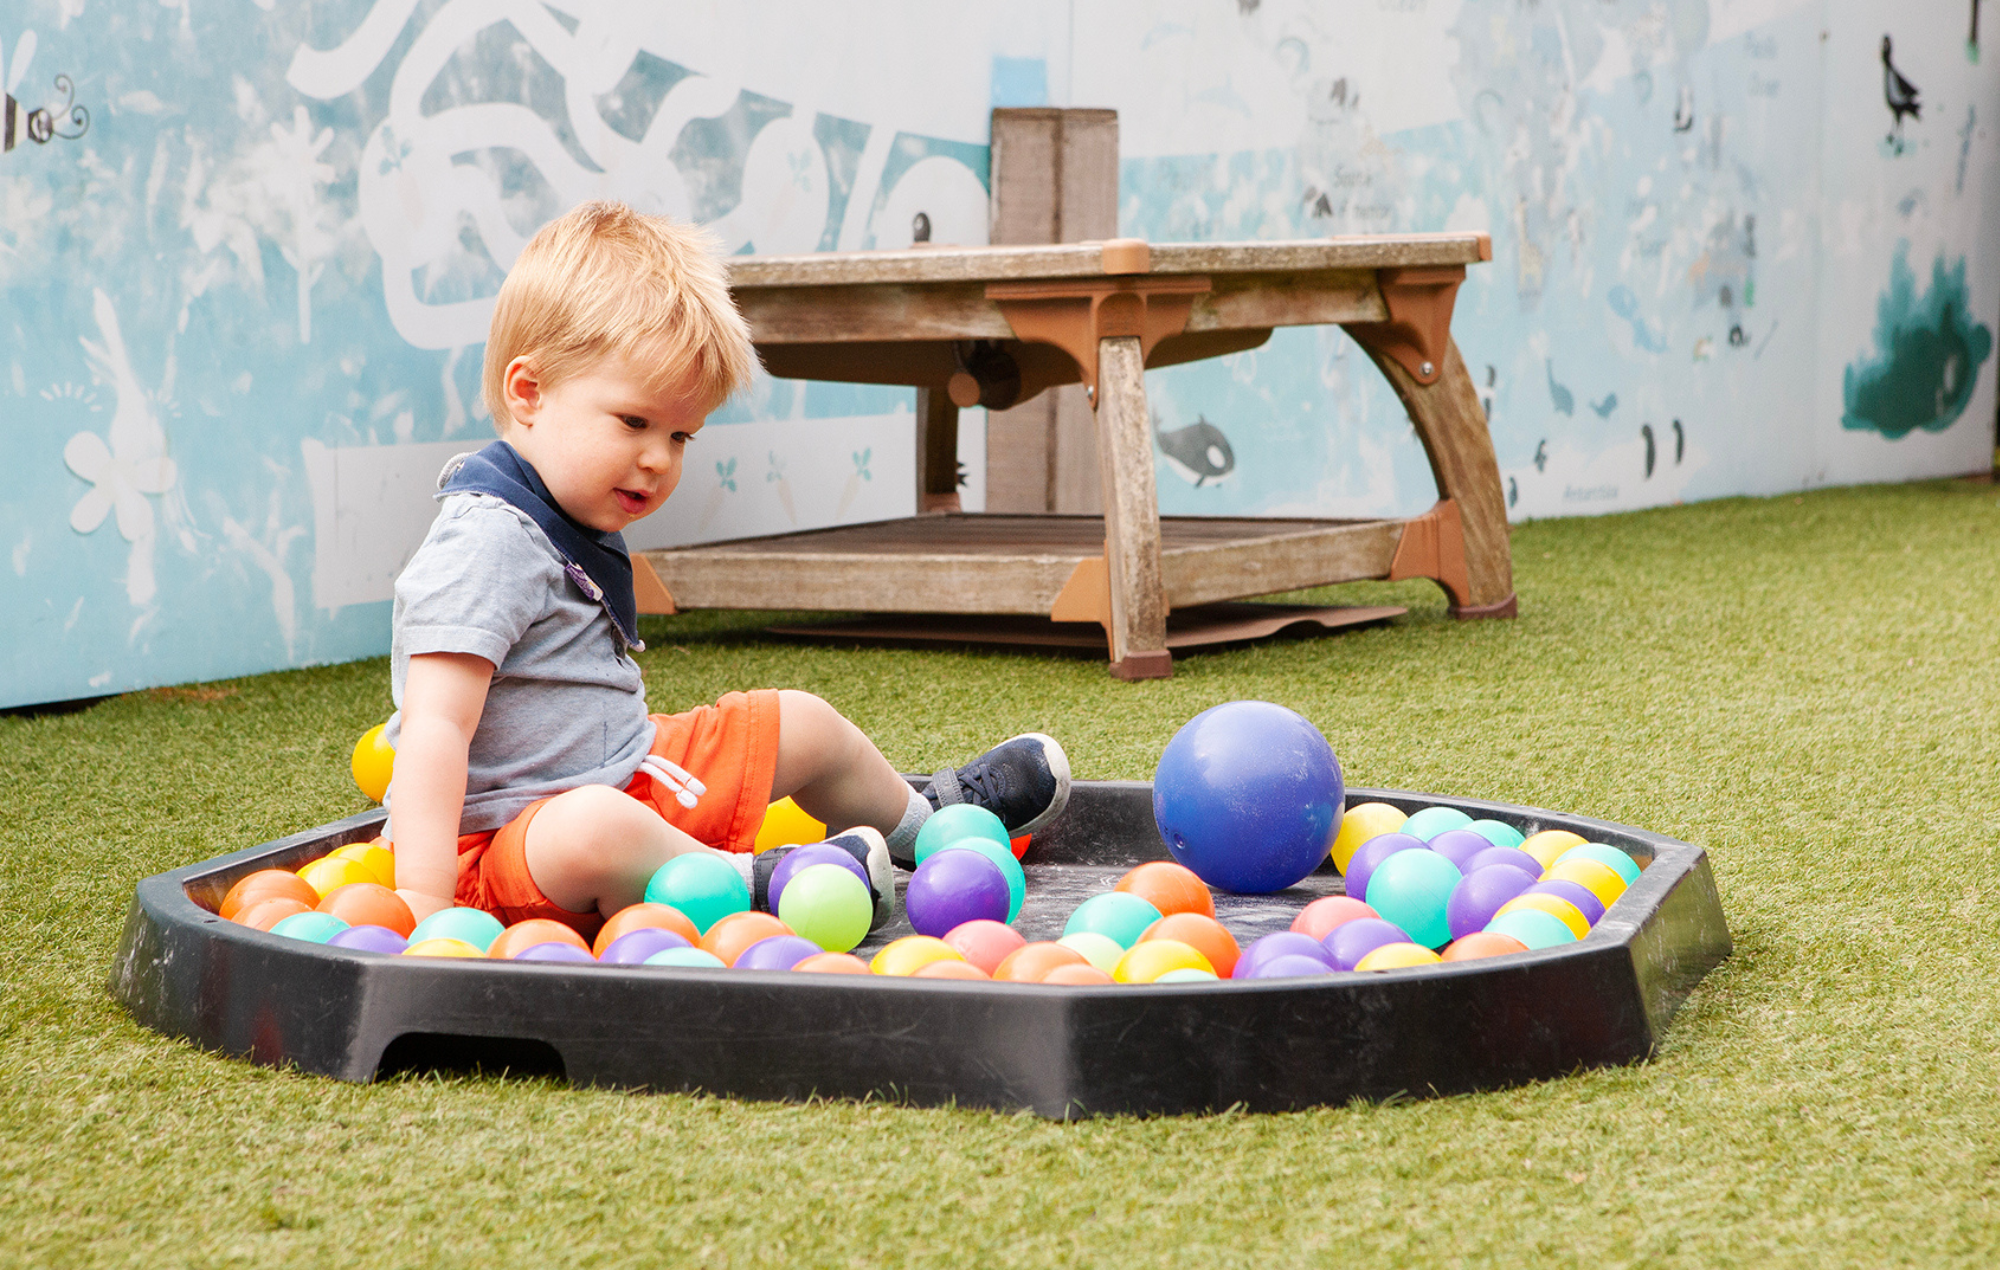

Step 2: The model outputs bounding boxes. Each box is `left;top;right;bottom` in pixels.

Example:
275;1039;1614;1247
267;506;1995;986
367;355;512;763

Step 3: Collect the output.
63;429;176;541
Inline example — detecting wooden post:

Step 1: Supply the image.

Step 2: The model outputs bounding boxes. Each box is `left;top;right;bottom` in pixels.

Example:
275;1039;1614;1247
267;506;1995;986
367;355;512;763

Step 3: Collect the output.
1094;335;1171;678
913;387;961;513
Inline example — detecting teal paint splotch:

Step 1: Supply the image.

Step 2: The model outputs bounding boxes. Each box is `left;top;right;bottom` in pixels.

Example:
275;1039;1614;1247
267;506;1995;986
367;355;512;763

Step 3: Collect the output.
1842;244;1993;439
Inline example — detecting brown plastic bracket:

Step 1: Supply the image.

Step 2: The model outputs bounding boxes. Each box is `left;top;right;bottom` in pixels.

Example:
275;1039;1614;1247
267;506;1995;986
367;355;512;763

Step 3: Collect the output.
1050;554;1111;626
1387;498;1471;607
633;554;677;615
1345;265;1466;386
1110;649;1174;680
988;239;1208;403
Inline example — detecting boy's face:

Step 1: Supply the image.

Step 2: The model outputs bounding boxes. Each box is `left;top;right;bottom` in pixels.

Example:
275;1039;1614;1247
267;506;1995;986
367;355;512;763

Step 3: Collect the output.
501;351;707;533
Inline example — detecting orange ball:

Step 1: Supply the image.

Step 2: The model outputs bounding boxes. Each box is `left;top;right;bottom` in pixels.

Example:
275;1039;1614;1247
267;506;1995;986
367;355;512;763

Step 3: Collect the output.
1291;895;1379;941
941;919;1026;974
700;911;793;966
1441;931;1530;962
592;902;700;957
913;958;991;980
1140;913;1241;978
1040;963;1115;986
1010;834;1031;860
1115;861;1215;918
488;918;592;960
219;869;319;920
793;952;872;974
991;941;1087;983
235;896;312;931
315;882;416;937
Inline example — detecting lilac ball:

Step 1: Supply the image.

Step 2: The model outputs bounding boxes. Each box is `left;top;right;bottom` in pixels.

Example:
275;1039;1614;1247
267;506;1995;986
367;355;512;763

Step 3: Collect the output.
1322;917;1411;971
1462;846;1543;882
1447;866;1538;940
769;843;870;911
325;924;408;955
1246;953;1336;980
1231;931;1337;980
1429;829;1499;873
1527;879;1605;925
733;934;825;972
904;848;1011;937
1344;833;1425;903
600;927;693;965
517;942;596;963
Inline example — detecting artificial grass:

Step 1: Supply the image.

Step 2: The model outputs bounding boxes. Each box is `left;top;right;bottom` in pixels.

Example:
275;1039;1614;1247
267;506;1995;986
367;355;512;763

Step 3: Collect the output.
5;478;2000;1267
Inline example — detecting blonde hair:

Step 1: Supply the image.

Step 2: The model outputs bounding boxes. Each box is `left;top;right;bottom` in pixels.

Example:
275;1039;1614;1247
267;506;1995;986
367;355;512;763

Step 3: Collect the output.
483;201;756;428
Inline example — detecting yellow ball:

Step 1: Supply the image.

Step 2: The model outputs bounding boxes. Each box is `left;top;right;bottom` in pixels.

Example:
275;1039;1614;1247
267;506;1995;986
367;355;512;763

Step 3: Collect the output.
331;840;397;889
403;937;484;958
1546;858;1626;908
1354;942;1444;971
1057;932;1125;974
752;796;828;854
351;724;396;804
1113;938;1215;984
1520;829;1588;871
869;935;964;977
297;857;374;900
1495;893;1590;939
1332;802;1410;874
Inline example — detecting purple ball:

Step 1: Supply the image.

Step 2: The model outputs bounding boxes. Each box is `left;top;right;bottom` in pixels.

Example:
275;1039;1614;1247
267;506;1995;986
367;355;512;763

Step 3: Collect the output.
517;942;596;963
1246;953;1336;980
904;848;1011;937
1447;866;1538;940
1232;931;1338;980
768;843;870;911
1462;846;1543;881
1429;829;1499;873
1526;879;1605;925
1344;833;1425;903
732;934;825;972
1323;917;1412;971
600;927;693;965
326;924;408;955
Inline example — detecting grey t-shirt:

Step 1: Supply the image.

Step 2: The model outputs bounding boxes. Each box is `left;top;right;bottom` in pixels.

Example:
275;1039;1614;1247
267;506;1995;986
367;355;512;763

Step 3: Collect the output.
382;492;656;835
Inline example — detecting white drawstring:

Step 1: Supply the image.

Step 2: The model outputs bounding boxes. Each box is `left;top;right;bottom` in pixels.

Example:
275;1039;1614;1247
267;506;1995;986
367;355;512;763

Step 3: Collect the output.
640;755;706;809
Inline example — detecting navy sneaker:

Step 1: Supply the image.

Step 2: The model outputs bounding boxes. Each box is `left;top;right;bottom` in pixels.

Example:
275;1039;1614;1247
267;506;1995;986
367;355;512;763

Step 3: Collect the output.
924;733;1072;836
753;826;896;930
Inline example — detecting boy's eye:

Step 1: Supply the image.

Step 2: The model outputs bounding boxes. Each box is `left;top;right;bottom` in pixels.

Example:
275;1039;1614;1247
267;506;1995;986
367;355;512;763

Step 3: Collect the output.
672;431;694;445
619;414;647;430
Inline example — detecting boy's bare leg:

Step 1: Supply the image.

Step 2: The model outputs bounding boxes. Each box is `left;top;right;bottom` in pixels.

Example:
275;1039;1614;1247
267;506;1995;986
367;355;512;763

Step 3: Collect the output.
522;783;721;918
770;689;912;834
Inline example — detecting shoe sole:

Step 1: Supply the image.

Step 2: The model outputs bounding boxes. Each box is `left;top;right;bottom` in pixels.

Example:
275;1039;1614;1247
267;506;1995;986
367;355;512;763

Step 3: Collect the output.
1010;732;1072;837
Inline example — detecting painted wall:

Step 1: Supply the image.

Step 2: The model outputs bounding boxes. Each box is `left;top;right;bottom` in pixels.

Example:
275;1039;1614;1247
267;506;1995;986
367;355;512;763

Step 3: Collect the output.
3;1;1995;708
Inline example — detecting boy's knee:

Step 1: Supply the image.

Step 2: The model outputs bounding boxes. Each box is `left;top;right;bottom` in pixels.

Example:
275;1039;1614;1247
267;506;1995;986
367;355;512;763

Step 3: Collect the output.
539;783;652;844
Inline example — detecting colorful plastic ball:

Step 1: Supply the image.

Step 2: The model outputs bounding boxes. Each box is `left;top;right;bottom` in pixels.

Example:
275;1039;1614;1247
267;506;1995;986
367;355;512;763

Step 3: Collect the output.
752;796;827;854
1152;700;1344;894
1344;833;1425;904
1526;879;1605;925
1447;866;1538;941
768;843;869;912
1441;931;1530;961
1057;932;1126;975
1041;963;1116;986
1114;861;1214;918
317;882;416;937
1233;932;1337;980
297;857;373;901
1557;843;1644;887
1063;892;1163;949
1010;834;1031;861
220;869;319;920
936;839;1026;922
643;947;727;969
777;862;874;952
700;911;793;966
1428;829;1500;873
326;924;408;955
1331;802;1408;874
270;911;350;943
1485;907;1578;950
1114;939;1214;984
644;853;751;934
1355;942;1444;971
1140;912;1241;979
1546;857;1626;908
1520;829;1589;871
330;840;398;889
1322;918;1413;972
913;958;991;981
906;848;1012;936
913;803;1011;865
1399;806;1473;842
404;937;485;958
1153;967;1220;984
1363;849;1462;949
992;942;1087;983
733;934;825;972
408;907;505;952
943;920;1026;974
1464;819;1526;849
234;896;314;932
1462;846;1543;881
1247;954;1335;980
870;935;965;977
351;723;395;803
1291;895;1379;942
592;902;699;956
516;942;596;964
488;919;590;960
600;927;692;965
793;952;872;974
1495;893;1589;940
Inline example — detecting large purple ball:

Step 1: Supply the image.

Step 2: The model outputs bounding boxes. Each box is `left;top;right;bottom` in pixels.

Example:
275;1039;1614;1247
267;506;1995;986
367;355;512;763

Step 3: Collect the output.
1232;931;1337;980
1446;866;1538;940
904;848;1011;937
1246;953;1335;980
600;927;692;965
1153;701;1344;894
1344;833;1425;903
517;942;596;963
1462;846;1543;882
1428;829;1499;873
1322;917;1411;971
326;924;408;955
1526;879;1605;925
769;843;870;911
733;934;826;972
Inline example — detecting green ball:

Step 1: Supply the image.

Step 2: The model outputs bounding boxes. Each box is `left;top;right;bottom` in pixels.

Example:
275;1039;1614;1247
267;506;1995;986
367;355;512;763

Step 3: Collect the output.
1063;892;1162;949
1486;907;1578;950
1465;818;1526;849
1153;967;1219;984
1558;843;1643;887
913;804;1011;865
270;912;350;943
1400;806;1473;842
643;947;726;969
937;839;1025;922
645;854;750;934
408;906;505;951
778;862;874;952
1364;849;1462;949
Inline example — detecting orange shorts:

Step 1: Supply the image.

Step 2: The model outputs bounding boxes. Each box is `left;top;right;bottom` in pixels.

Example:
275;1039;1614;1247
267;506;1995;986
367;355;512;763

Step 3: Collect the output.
452;689;781;938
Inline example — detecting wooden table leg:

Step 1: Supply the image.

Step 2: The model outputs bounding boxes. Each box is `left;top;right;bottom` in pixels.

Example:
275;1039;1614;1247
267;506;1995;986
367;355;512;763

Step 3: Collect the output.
1361;337;1517;617
914;387;962;513
1093;335;1172;678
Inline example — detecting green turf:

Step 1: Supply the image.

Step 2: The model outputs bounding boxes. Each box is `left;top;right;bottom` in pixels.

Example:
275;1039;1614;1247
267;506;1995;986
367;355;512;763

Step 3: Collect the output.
7;479;2000;1267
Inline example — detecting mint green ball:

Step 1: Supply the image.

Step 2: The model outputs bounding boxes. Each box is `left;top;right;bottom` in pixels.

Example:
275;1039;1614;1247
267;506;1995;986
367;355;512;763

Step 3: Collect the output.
408;907;505;952
778;863;873;952
1465;819;1526;849
937;838;1025;921
1153;967;1220;984
644;854;750;934
913;804;1011;865
1486;907;1577;950
1365;849;1462;950
1400;806;1474;842
270;912;349;943
1557;843;1643;887
1063;892;1162;949
643;947;726;969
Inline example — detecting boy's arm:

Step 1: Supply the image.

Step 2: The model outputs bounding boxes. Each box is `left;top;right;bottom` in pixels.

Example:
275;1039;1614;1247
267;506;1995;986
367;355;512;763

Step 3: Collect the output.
392;651;495;922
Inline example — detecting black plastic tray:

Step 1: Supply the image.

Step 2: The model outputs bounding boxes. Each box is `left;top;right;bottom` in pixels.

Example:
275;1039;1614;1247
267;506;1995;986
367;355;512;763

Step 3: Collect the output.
110;782;1730;1117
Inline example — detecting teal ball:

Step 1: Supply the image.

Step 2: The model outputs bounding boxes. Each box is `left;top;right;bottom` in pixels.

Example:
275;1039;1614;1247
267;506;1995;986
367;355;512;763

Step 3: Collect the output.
644;854;750;934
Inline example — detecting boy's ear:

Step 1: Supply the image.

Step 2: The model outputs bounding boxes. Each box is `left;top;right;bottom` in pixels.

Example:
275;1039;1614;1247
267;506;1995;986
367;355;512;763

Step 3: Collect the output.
501;357;542;427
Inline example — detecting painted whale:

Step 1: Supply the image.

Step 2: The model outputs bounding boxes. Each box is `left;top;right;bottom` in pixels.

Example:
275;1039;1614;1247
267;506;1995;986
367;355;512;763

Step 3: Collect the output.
1156;415;1236;487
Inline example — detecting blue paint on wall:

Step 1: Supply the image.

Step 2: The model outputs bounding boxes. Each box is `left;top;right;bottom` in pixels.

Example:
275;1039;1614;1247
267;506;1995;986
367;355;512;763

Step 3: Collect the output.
1842;243;1994;438
990;57;1049;108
